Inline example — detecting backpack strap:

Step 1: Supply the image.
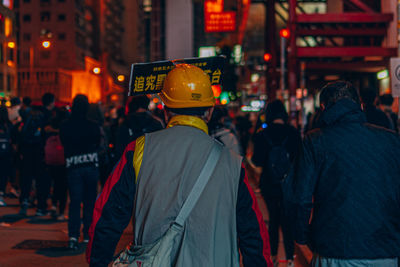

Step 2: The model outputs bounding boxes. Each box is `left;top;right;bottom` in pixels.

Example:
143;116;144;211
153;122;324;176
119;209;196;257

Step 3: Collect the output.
174;141;223;227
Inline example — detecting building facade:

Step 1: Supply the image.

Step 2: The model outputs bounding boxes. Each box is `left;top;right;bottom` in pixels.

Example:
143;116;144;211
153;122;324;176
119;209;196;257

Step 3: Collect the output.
0;2;17;97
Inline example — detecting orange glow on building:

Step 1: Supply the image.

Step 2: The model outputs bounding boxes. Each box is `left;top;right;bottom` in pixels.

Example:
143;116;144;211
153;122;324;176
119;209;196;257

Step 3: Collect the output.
7;60;13;67
5;17;11;37
70;71;102;103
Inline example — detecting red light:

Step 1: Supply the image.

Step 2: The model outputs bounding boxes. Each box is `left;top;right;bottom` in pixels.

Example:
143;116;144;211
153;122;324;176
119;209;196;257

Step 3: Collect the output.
280;28;290;39
263;53;272;62
211;85;222;98
157;104;163;110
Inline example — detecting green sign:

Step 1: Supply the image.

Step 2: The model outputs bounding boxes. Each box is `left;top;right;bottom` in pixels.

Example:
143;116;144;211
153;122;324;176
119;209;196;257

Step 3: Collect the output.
129;56;225;96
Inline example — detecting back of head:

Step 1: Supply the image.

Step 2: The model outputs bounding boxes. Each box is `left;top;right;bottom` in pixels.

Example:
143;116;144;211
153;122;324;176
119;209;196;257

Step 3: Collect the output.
10;97;21;107
359;88;377;106
42;93;55;107
23;97;32;107
379;94;394;107
128;96;150;114
319;81;361;108
71;94;89;119
160;64;215;116
265;100;288;124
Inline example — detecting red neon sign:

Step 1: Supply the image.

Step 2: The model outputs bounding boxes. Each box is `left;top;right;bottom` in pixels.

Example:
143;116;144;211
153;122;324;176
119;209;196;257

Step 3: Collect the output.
205;11;236;33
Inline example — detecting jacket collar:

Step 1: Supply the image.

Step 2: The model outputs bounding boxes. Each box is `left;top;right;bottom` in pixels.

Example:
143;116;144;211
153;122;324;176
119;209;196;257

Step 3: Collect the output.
167;115;208;134
320;99;366;126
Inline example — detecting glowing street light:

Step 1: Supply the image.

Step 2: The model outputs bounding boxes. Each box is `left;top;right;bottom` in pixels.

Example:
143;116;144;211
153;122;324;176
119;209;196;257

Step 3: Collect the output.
117;75;125;82
7;41;15;48
93;67;101;74
280;28;290;39
42;41;51;49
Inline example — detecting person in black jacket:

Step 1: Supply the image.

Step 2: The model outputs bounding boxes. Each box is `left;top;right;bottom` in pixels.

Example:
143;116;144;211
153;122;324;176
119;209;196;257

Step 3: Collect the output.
60;94;101;250
379;94;398;133
115;96;163;160
360;88;393;130
252;100;301;267
284;81;400;267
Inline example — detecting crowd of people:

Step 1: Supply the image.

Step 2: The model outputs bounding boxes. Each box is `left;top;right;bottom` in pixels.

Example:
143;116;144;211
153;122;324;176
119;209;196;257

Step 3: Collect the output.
0;69;399;267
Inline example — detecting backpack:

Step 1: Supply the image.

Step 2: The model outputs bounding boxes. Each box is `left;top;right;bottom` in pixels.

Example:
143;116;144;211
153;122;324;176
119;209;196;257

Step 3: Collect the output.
20;112;43;145
0;125;11;157
44;135;65;165
112;142;223;267
265;135;291;184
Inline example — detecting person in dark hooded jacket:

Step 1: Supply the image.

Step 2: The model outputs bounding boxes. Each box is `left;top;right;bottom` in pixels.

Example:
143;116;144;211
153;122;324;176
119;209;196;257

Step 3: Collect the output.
284;81;400;267
115;96;163;159
60;94;101;250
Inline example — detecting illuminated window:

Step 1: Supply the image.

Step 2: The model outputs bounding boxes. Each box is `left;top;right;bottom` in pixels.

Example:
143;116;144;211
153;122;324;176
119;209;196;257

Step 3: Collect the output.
40;12;51;22
23;14;31;22
5;17;11;37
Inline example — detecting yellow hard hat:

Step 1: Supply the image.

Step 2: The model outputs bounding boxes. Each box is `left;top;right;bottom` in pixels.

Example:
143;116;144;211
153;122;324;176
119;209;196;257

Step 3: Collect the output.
160;63;215;108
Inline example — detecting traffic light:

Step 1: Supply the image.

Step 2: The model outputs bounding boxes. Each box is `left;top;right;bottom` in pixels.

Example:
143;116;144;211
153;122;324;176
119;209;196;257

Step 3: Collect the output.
280;28;290;39
263;53;272;62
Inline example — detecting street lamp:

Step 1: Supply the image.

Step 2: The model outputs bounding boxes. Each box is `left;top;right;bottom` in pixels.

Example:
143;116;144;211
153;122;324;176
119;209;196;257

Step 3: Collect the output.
7;41;15;48
42;41;51;49
93;67;101;75
117;75;125;82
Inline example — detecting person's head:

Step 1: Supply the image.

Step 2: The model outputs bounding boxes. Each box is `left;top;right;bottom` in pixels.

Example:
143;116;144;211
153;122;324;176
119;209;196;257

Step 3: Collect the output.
22;97;32;107
319;81;360;109
359;88;377;106
71;94;89;119
379;94;394;107
0;106;10;124
265;100;288;124
208;106;228;130
128;96;150;114
42;93;55;110
159;64;215;122
10;97;21;107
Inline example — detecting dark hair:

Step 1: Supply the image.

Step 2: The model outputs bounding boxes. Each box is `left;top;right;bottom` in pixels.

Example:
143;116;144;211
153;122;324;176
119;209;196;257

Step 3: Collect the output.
128;96;150;114
23;97;32;106
319;81;360;107
0;106;10;125
208;106;228;130
265;100;288;124
359;88;377;106
379;94;394;106
10;97;21;106
42;93;55;107
71;94;89;118
166;106;210;116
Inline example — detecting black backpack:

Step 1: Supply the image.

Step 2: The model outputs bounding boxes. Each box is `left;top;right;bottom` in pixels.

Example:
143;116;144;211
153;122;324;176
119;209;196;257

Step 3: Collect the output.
265;135;291;184
20;111;43;145
0;124;11;157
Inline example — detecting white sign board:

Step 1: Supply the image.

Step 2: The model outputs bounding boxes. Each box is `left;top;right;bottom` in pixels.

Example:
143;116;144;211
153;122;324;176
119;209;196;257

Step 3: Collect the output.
390;57;400;97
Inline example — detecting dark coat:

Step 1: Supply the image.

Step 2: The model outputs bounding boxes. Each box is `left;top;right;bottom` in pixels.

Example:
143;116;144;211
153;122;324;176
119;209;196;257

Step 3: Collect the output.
284;99;400;259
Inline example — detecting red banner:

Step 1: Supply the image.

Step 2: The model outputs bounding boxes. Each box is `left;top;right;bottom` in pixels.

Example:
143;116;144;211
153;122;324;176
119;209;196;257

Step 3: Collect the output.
205;11;236;33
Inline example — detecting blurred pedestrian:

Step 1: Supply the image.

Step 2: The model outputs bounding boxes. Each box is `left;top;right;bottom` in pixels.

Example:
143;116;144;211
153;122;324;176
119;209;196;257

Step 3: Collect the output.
208;105;242;155
44;107;69;220
0;106;13;206
360;88;392;130
379;93;398;133
60;94;101;250
19;97;32;121
17;105;45;216
8;97;21;125
86;64;272;267
252;100;301;267
115;96;163;160
285;81;400;267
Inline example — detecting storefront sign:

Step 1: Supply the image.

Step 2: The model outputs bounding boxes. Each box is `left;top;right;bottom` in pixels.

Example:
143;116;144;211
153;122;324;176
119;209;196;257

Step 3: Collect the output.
129;56;226;96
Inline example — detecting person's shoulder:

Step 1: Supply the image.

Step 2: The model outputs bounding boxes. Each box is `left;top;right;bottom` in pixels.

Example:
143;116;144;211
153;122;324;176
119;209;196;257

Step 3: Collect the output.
364;122;399;137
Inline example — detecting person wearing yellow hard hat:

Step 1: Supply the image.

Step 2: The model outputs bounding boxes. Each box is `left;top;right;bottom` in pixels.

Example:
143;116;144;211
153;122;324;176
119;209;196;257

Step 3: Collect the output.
86;63;272;267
